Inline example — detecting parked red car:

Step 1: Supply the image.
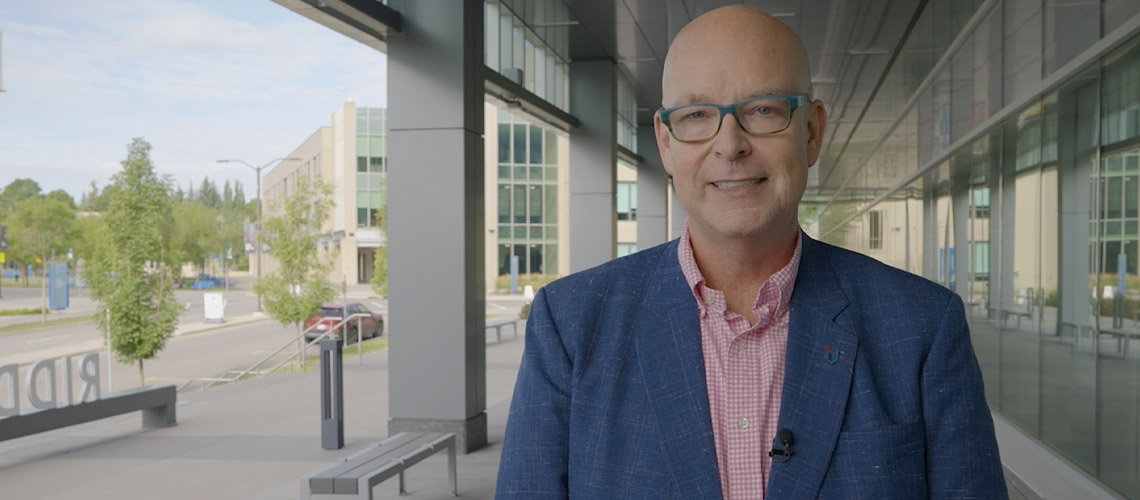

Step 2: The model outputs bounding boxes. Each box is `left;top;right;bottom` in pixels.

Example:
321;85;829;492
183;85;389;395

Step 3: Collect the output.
303;302;384;344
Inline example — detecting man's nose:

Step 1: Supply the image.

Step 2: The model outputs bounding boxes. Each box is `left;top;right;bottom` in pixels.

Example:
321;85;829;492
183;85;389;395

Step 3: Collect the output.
712;114;750;161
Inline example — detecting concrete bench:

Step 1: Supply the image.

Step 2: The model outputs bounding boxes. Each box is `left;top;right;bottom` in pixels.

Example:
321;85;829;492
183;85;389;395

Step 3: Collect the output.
0;385;176;442
302;432;457;499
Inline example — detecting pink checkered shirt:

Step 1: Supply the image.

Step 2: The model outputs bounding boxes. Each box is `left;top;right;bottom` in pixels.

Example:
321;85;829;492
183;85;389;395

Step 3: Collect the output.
678;223;802;500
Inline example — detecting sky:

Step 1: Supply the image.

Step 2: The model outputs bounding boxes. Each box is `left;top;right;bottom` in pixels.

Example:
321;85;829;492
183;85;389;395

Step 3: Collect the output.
0;0;387;202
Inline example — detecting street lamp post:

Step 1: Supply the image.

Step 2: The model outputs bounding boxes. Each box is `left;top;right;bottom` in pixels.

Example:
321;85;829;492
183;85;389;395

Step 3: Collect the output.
217;157;299;312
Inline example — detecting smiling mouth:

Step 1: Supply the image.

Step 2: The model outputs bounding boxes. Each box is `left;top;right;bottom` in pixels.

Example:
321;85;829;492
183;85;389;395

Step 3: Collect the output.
712;178;764;189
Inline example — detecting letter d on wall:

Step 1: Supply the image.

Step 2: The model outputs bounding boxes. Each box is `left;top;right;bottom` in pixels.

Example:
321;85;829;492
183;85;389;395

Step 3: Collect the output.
0;363;17;416
26;359;58;410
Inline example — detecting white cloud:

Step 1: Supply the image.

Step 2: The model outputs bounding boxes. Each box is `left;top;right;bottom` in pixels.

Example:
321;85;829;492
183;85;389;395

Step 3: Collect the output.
0;0;388;201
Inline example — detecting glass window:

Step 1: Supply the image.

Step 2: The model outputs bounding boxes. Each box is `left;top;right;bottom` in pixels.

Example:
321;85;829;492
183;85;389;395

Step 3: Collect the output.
1043;0;1099;76
973;241;990;278
530;125;543;164
357;135;368;157
616;182;637;221
513;124;526;163
544;244;557;274
357;157;368;172
498;124;511;162
529;244;542;274
544;185;557;224
868;211;882;250
529;185;542;223
371;136;385;158
545;130;558;165
498;185;511;223
513;184;526;223
498;245;510;276
1003;0;1042;106
370;157;384;173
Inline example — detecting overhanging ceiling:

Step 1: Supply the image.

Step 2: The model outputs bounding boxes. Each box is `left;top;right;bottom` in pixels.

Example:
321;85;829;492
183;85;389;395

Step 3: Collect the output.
269;0;932;198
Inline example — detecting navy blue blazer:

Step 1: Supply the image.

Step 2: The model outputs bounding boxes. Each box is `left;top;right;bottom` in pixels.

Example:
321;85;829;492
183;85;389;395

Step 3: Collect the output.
496;235;1006;499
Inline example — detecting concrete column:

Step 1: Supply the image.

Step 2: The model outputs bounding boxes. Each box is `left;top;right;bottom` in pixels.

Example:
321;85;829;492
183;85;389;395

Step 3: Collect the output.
386;0;486;453
569;59;617;272
637;125;668;248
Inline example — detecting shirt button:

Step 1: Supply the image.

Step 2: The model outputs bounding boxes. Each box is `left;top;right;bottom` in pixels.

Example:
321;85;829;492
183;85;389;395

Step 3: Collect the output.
735;339;748;352
704;294;715;305
738;417;750;429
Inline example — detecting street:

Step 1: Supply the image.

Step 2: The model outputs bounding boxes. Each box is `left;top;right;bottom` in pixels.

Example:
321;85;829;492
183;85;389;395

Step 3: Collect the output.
0;283;527;410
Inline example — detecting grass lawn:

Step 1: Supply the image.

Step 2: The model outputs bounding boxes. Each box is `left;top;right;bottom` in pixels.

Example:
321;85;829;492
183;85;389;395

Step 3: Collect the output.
0;316;92;336
0;308;43;316
281;335;389;373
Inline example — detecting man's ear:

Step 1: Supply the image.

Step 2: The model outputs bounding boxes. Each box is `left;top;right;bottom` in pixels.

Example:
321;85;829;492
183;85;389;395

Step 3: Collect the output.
805;100;827;167
654;112;676;176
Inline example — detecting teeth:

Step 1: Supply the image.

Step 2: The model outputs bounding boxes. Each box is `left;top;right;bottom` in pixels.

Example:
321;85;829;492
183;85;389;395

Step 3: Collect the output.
713;179;761;189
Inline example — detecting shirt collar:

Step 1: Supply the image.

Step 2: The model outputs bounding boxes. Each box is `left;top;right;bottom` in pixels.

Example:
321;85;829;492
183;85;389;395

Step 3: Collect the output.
677;220;803;319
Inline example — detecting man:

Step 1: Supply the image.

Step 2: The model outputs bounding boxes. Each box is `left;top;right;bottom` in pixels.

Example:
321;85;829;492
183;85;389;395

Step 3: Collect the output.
496;6;1006;499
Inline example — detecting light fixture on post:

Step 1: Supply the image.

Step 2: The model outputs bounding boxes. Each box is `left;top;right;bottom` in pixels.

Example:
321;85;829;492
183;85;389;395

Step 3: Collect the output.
217;157;300;312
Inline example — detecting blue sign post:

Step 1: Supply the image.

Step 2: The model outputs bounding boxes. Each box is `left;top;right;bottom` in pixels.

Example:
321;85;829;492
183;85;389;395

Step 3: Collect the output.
47;260;69;310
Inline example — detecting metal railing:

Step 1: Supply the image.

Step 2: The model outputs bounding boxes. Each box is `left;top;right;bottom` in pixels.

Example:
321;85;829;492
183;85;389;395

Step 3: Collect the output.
178;314;525;392
179;313;374;392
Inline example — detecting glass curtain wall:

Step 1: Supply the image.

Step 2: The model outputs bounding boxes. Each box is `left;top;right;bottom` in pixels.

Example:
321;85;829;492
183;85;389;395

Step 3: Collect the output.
496;108;560;278
817;0;1140;496
356;107;387;228
485;0;572;111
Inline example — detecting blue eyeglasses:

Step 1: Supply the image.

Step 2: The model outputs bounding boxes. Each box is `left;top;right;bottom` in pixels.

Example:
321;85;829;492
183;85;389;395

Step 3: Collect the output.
658;94;811;142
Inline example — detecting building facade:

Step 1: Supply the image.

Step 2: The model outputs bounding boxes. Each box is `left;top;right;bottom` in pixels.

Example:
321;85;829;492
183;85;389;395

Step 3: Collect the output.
818;3;1140;496
266;101;635;292
261;101;387;286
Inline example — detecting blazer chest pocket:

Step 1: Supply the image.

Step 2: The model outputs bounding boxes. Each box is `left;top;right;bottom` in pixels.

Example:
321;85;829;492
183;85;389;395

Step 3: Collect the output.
820;421;928;498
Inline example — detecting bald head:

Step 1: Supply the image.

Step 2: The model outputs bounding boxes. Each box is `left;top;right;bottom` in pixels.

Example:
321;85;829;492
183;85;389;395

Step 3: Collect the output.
662;6;812;107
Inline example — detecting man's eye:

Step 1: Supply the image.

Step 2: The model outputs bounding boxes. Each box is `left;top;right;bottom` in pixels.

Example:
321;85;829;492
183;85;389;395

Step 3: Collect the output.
679;110;710;121
750;106;773;116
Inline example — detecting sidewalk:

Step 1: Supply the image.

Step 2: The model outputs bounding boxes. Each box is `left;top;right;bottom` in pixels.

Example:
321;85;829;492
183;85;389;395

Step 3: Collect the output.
0;329;524;500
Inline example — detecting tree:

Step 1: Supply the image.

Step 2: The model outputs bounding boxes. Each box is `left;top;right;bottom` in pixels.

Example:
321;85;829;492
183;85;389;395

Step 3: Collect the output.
89;138;180;386
223;180;233;209
79;181;100;212
6;196;77;317
232;180;247;213
170;202;220;272
253;174;336;363
0;178;42;222
45;189;77;210
198;177;221;208
369;176;389;298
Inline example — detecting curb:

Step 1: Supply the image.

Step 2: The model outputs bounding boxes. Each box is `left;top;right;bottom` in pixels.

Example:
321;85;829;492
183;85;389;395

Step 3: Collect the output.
4;315;274;368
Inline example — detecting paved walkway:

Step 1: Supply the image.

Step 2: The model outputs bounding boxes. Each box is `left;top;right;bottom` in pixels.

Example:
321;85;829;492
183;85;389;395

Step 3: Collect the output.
0;330;523;500
0;297;1111;499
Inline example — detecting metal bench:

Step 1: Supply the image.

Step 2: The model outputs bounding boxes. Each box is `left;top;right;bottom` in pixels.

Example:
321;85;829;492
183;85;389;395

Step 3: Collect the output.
0;385;177;442
302;432;457;499
486;318;521;343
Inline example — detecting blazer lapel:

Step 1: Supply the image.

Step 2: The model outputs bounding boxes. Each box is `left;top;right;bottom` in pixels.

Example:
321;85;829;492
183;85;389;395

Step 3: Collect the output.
633;241;723;499
767;235;859;499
